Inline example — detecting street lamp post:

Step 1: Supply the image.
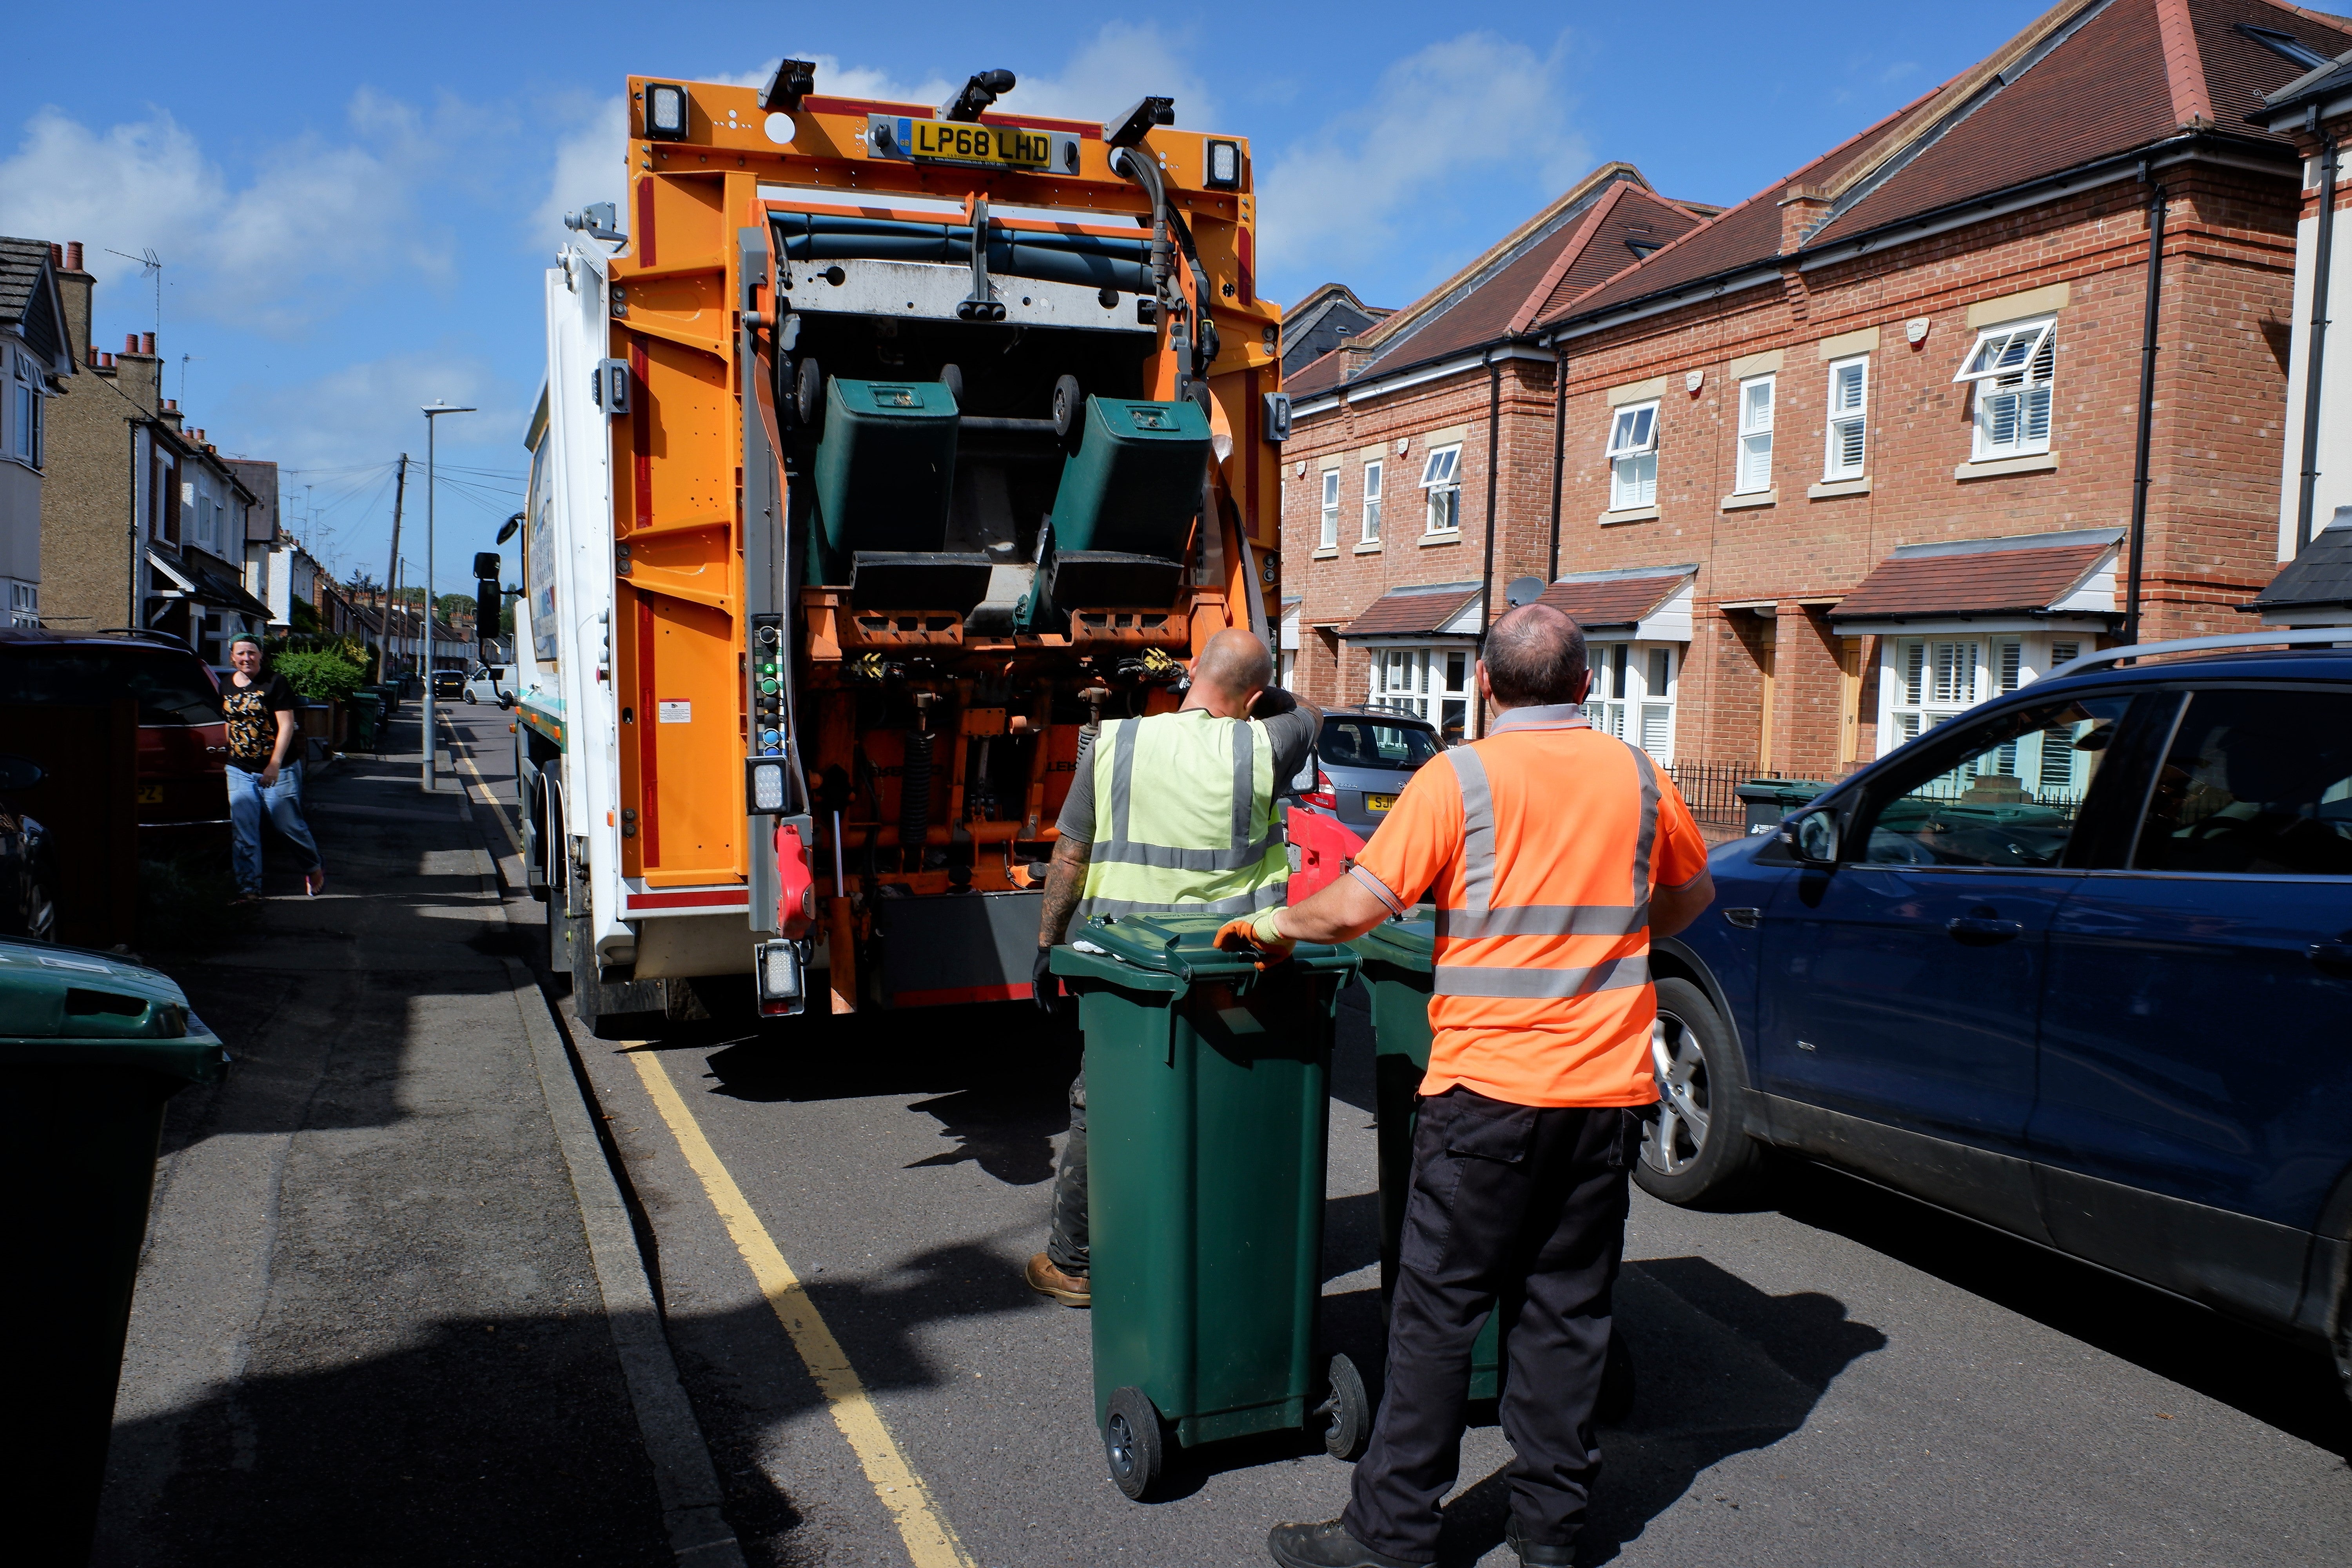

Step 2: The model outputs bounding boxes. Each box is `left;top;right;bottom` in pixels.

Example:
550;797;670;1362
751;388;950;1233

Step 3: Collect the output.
420;403;474;791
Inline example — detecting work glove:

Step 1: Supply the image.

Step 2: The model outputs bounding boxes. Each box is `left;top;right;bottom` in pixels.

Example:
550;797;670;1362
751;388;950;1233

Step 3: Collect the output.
1033;945;1066;1015
1213;908;1297;968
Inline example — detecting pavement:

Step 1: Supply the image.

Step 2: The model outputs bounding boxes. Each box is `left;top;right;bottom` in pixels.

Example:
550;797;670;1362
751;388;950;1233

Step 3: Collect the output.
95;701;2352;1567
94;705;730;1567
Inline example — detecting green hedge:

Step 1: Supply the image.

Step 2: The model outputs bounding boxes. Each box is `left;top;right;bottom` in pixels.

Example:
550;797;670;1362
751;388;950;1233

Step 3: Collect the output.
272;648;368;703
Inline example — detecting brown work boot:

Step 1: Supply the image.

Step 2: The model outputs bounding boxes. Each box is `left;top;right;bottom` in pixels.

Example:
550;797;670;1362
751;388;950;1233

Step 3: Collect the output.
1024;1252;1090;1306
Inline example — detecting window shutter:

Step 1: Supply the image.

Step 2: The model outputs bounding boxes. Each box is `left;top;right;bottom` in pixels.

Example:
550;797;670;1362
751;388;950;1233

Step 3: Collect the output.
1997;641;2022;693
1639;704;1671;755
2050;640;2080;668
1902;641;1926;707
1837;417;1865;471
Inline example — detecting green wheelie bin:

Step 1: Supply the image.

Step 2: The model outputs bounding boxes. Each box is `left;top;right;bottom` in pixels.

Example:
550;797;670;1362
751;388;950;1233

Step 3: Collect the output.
1051;912;1370;1500
1347;913;1636;1421
0;940;230;1562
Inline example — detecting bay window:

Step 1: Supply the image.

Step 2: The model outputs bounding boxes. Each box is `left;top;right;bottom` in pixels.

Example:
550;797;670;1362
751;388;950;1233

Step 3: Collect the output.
1583;642;1679;760
1369;644;1474;744
1880;633;2090;791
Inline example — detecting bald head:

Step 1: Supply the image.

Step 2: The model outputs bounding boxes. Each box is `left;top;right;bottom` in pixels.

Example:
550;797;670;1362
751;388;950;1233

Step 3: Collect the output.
1193;628;1275;702
1481;603;1588;708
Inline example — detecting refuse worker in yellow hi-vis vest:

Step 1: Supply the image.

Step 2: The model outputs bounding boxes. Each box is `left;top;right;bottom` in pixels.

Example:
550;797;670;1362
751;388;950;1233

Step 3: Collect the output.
1021;628;1321;1308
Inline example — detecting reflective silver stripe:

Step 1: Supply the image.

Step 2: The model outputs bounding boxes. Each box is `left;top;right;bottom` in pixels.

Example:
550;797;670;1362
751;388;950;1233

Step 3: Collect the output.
1488;702;1592;734
1107;718;1137;846
1436;904;1646;939
1079;884;1285;918
1088;833;1284;871
1231;719;1256;850
1627;744;1660;920
1349;863;1406;916
1433;954;1651;998
1451;749;1497;915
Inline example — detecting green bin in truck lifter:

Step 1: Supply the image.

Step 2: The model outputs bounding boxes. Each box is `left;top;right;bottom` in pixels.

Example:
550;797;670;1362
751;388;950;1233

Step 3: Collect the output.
1347;913;1636;1421
0;938;229;1563
1051;912;1370;1499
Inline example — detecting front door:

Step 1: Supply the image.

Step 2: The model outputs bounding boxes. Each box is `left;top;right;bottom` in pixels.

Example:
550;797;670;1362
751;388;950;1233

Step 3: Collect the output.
2032;683;2352;1329
1757;691;2136;1236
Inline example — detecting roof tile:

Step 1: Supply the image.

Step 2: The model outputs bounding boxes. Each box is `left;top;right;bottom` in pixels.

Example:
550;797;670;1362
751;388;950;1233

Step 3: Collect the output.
1342;583;1482;638
1535;568;1693;629
1832;534;2119;619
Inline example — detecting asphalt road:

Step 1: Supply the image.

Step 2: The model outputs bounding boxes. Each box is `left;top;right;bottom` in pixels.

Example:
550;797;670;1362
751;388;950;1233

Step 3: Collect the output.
452;706;2352;1567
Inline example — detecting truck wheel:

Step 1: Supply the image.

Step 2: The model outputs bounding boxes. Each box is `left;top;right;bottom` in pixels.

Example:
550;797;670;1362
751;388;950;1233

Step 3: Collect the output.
1633;977;1766;1207
1596;1328;1636;1425
1321;1353;1371;1461
1103;1386;1165;1501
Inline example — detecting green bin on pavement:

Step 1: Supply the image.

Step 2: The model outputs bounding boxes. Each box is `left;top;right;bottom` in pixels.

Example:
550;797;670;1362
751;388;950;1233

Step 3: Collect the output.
1735;777;1838;837
1348;914;1637;1419
1349;913;1502;1399
347;691;384;751
1051;912;1367;1499
0;940;230;1562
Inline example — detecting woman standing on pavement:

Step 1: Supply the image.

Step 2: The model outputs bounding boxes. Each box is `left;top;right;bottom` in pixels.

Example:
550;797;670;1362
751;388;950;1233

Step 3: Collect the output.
223;634;326;906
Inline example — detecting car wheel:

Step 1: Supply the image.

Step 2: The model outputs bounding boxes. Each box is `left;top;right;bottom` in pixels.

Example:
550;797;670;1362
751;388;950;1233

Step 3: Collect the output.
1633;977;1765;1206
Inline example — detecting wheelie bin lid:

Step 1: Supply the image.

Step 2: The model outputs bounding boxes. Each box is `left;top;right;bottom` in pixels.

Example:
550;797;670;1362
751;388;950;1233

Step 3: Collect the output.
1733;778;1838;806
0;940;229;1082
1050;911;1357;993
1345;909;1436;973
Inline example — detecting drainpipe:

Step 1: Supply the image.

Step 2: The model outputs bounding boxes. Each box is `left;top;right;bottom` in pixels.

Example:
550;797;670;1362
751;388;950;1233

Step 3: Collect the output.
1548;336;1568;581
1477;348;1503;736
2123;166;2167;649
2297;118;2339;557
127;419;142;626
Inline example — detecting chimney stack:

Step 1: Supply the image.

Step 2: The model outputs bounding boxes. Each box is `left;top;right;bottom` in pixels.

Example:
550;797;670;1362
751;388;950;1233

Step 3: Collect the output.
65;242;83;272
1778;183;1833;254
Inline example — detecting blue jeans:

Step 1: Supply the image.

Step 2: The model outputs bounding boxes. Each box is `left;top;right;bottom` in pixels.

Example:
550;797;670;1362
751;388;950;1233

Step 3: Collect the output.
227;762;322;894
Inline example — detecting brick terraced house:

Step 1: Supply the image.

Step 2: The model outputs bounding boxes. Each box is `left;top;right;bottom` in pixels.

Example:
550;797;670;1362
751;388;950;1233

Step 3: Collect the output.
1282;0;2350;804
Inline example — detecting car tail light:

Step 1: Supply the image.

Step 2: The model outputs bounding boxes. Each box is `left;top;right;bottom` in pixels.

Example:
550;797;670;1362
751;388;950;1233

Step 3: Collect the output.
1302;769;1336;810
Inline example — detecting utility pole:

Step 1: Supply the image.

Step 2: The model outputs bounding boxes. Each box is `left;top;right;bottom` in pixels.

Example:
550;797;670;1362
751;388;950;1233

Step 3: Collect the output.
419;405;474;791
384;453;408;677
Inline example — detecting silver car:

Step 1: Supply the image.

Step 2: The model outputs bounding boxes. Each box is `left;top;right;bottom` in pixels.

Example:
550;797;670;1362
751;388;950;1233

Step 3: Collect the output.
1295;707;1444;838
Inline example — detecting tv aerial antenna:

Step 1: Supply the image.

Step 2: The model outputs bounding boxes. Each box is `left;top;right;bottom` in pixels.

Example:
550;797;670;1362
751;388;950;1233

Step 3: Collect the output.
103;247;164;336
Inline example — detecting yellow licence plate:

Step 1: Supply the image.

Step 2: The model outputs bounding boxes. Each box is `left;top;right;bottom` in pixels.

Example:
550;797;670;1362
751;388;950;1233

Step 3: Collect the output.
907;118;1055;169
137;783;165;804
1365;793;1398;812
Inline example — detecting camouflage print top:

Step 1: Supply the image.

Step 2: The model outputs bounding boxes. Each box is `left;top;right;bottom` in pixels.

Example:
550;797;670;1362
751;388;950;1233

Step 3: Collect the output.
223;673;299;772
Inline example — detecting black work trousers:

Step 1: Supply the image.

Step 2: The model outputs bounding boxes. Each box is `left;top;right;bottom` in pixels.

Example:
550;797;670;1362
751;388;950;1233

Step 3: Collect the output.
1343;1087;1636;1563
1045;1071;1088;1275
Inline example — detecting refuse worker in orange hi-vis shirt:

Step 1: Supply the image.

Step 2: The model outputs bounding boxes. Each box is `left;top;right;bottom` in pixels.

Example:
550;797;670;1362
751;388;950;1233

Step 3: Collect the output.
1225;603;1715;1568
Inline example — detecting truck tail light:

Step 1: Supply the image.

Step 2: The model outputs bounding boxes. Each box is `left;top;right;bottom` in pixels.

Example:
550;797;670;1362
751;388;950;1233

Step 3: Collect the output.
755;939;804;1016
1301;769;1336;810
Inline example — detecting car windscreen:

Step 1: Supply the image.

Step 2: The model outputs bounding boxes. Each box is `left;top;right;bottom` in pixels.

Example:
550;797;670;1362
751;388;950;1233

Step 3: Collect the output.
0;645;224;725
1319;717;1441;771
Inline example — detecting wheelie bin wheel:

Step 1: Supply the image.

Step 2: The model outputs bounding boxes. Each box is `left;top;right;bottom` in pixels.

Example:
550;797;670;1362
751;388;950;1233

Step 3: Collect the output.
1596;1328;1637;1425
1103;1385;1165;1501
1321;1352;1372;1461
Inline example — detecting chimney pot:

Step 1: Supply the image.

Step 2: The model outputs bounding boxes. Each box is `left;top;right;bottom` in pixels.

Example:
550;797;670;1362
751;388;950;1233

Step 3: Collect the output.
50;243;63;268
165;398;177;411
102;353;115;368
125;332;139;353
65;242;83;271
141;332;155;356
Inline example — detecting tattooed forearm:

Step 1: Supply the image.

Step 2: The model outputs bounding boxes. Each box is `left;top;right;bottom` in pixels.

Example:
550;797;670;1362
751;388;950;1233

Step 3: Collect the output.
1038;833;1091;946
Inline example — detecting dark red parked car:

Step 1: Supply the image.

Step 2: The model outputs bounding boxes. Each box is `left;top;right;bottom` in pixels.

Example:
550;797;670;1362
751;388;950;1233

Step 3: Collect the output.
0;628;229;849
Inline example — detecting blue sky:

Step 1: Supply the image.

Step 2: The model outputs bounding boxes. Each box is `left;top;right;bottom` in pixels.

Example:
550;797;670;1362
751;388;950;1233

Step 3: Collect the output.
2;1;2052;599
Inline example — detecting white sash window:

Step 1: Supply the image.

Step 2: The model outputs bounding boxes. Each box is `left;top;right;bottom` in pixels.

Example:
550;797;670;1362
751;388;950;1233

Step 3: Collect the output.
1606;401;1658;510
1824;356;1867;480
1735;374;1774;494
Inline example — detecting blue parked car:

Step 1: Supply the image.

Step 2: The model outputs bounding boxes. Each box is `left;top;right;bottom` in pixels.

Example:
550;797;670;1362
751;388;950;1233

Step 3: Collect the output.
1642;632;2352;1397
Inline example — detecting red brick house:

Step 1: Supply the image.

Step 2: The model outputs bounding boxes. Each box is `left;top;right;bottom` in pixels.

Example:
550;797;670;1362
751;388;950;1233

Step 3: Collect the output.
1283;0;2344;793
1279;163;1712;741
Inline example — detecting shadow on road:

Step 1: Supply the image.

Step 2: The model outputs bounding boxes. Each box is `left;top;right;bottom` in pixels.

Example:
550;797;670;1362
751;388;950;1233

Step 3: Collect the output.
1433;1257;1886;1566
1768;1159;2352;1457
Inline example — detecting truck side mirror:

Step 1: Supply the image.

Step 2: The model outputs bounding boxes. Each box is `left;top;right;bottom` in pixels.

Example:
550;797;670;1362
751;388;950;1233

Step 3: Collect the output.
1779;808;1840;866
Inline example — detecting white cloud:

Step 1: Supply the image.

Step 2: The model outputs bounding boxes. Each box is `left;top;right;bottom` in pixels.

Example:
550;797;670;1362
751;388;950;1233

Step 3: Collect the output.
0;93;468;338
1257;33;1589;280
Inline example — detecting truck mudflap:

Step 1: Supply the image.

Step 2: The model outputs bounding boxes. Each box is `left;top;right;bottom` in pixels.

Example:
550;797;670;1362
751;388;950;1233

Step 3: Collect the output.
871;890;1043;1007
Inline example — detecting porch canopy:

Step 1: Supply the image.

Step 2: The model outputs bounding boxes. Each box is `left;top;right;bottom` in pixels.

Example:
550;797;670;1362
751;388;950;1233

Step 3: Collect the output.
1827;528;2122;636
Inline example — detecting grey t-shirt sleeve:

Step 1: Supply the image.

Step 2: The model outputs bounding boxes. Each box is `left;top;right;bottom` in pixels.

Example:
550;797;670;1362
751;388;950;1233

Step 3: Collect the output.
1262;706;1316;789
1055;737;1096;842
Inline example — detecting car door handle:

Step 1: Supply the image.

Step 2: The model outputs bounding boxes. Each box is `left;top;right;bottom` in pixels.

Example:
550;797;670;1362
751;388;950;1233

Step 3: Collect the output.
2308;942;2352;978
1946;916;2024;946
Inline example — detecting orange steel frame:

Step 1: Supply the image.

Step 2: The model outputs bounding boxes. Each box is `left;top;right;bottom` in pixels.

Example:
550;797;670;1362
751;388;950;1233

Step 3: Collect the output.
602;75;1284;929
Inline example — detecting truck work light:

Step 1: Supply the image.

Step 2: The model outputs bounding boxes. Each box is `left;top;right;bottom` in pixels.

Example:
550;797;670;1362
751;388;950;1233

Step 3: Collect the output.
1205;139;1240;189
943;69;1016;123
645;83;690;141
749;760;786;813
755;939;805;1015
1104;96;1175;150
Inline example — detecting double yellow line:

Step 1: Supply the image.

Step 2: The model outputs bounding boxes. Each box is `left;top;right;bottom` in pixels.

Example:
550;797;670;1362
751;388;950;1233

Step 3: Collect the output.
444;710;969;1563
630;1053;976;1568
